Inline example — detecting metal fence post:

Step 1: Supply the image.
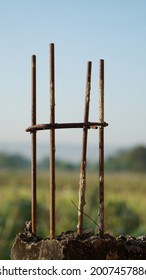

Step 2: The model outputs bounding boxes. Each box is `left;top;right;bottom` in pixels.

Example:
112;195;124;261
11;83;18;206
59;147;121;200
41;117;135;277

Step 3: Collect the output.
31;55;37;234
77;61;92;234
49;43;56;239
99;59;104;237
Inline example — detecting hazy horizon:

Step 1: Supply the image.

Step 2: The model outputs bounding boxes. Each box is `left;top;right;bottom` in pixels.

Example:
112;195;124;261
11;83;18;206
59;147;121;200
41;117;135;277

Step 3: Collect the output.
0;140;145;163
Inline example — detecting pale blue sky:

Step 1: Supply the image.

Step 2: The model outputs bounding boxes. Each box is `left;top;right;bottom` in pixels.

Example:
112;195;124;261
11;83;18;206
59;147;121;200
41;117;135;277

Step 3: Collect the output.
0;0;146;152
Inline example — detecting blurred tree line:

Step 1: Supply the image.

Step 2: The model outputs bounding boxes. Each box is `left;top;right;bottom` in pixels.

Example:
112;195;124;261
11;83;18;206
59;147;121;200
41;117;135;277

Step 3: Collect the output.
105;145;146;172
0;145;146;172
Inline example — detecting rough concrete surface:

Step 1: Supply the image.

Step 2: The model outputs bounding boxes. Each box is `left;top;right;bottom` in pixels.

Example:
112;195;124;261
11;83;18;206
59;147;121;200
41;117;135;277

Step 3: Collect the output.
11;230;146;260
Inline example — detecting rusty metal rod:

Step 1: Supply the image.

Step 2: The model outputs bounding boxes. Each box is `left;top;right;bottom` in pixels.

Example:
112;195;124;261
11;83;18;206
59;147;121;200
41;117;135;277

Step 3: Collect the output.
77;61;92;234
26;121;108;132
99;59;104;237
49;43;56;239
31;55;37;234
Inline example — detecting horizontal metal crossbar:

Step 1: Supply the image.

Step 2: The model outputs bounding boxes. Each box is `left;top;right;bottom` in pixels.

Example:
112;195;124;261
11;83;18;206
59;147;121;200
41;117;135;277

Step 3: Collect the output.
26;121;108;133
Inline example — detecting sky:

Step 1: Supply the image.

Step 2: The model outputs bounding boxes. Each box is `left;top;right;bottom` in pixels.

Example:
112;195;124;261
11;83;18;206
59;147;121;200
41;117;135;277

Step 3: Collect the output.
0;0;146;156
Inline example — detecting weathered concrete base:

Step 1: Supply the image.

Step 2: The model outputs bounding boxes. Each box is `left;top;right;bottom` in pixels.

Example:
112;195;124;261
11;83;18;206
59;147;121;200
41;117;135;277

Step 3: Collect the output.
11;231;146;260
11;236;63;260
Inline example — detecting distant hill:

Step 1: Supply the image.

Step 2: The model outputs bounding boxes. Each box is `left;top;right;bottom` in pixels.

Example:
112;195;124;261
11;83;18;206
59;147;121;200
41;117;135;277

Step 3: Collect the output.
38;157;79;171
105;145;146;172
0;145;146;172
0;152;30;169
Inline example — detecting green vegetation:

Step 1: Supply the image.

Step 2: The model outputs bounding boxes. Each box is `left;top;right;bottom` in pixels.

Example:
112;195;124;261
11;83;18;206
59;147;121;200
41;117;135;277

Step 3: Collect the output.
0;145;146;259
0;169;146;259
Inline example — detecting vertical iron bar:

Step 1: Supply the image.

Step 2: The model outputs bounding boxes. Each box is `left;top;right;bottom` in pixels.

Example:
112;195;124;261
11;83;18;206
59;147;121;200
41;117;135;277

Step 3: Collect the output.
99;59;104;237
50;43;56;239
31;55;37;234
77;61;92;234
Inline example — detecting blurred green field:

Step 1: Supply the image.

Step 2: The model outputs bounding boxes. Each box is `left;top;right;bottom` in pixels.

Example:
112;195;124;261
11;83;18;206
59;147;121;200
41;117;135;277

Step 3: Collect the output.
0;170;146;259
